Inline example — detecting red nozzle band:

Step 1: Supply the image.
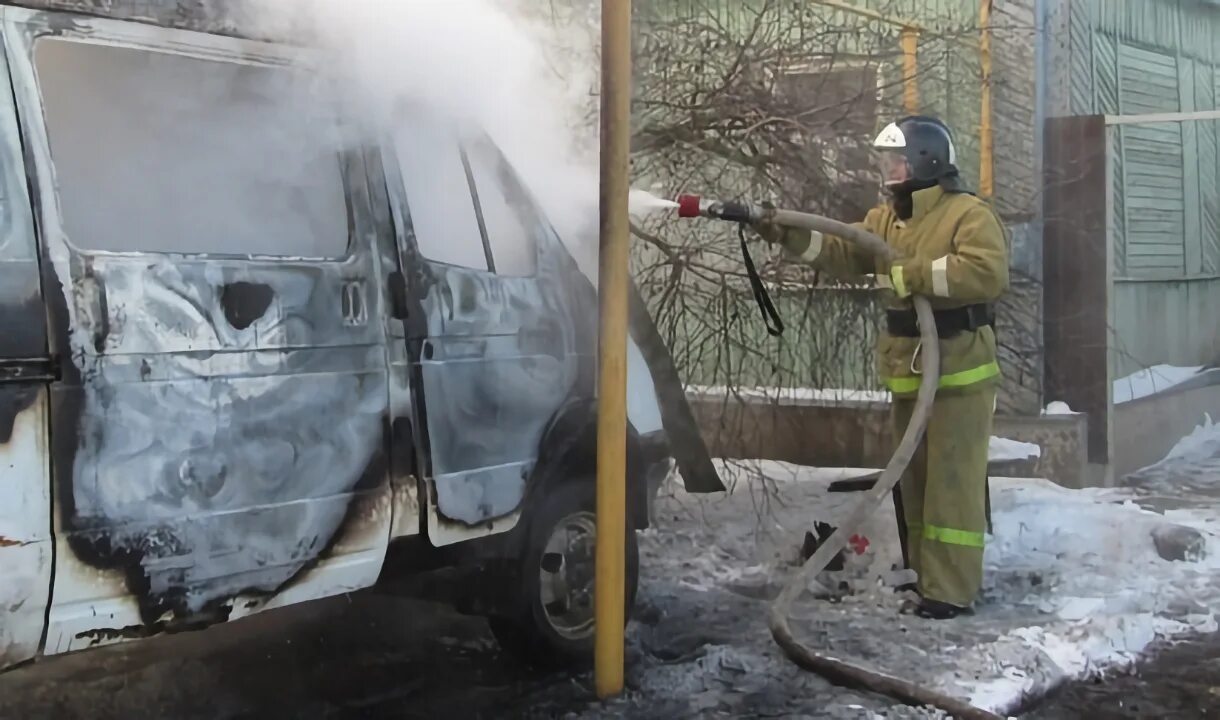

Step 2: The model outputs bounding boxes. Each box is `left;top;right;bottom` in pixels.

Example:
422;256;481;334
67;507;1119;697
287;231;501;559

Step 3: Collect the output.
677;194;702;218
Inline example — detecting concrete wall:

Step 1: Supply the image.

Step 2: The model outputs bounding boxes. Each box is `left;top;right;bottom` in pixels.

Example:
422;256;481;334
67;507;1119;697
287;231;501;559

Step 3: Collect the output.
1113;278;1220;378
689;391;1092;488
1113;369;1220;476
993;412;1090;489
689;392;892;470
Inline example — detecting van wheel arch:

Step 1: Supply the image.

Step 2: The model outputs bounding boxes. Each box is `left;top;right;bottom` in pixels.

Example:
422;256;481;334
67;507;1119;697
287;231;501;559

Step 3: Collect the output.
528;398;650;531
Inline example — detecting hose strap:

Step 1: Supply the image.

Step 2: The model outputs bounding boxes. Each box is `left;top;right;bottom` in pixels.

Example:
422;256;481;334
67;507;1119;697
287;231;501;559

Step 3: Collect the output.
739;223;784;337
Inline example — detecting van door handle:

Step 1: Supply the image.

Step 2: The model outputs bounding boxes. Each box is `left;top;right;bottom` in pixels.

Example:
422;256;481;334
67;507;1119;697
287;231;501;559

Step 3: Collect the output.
342;282;367;326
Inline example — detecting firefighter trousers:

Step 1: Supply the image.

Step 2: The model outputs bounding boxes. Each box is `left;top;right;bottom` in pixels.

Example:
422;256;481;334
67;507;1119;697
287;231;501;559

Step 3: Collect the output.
891;386;995;608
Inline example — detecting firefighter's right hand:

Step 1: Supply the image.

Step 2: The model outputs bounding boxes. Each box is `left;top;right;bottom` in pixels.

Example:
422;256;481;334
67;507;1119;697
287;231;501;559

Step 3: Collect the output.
751;219;785;246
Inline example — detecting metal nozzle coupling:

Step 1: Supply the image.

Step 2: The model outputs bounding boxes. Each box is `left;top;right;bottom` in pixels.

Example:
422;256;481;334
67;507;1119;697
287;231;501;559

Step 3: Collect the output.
675;194;763;224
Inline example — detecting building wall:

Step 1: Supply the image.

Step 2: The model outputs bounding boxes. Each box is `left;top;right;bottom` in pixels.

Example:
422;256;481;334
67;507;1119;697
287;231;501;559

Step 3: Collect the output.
1051;0;1220;376
688;391;1091;487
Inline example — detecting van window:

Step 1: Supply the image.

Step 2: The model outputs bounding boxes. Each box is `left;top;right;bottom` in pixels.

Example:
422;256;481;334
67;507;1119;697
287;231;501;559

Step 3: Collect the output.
34;39;349;257
466;141;538;277
394;116;489;271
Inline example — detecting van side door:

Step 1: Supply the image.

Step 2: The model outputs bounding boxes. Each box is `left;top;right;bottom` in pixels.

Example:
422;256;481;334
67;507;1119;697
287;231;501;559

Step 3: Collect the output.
0;26;52;672
5;10;393;651
384;113;589;546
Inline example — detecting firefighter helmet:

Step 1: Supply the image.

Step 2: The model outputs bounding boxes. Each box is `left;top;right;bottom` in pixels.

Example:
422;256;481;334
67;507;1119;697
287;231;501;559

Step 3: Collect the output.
872;115;957;187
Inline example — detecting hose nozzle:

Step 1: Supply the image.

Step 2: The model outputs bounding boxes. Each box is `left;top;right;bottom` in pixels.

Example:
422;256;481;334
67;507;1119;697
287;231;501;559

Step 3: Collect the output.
675;194;763;224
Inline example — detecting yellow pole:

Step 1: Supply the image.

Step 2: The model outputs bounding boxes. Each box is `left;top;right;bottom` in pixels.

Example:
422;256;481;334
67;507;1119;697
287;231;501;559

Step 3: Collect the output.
979;0;994;199
900;26;919;114
594;0;631;701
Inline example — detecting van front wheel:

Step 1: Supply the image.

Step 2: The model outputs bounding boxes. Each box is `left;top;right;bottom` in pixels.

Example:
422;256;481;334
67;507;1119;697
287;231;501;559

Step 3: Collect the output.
489;481;639;669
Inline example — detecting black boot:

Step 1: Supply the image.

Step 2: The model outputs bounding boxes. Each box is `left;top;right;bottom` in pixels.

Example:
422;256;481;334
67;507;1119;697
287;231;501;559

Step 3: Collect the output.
915;598;972;620
801;523;845;571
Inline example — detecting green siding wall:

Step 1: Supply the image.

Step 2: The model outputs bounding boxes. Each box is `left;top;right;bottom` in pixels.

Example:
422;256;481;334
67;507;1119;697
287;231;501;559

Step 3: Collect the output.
1064;0;1220;375
1069;0;1220;280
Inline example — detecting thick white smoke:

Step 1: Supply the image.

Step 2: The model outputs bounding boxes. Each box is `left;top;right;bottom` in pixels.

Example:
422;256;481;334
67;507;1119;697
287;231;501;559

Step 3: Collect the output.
244;0;605;265
241;0;666;432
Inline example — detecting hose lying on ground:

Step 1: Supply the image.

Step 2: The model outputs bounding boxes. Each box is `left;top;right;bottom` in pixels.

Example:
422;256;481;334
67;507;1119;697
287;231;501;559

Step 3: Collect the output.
756;209;1004;720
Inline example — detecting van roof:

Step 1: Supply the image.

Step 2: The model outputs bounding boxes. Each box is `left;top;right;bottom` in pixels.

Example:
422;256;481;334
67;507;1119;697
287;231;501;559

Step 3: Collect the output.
2;0;301;44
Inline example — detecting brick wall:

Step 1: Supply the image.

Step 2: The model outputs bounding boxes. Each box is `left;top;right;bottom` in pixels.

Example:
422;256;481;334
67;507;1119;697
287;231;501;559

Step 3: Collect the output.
991;0;1045;415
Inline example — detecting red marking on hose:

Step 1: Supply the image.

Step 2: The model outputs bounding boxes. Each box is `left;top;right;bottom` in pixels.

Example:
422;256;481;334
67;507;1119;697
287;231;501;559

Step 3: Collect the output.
677;194;702;218
849;534;870;555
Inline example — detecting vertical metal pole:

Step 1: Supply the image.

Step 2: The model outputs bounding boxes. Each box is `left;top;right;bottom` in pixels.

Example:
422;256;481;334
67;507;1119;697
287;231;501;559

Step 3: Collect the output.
900;26;920;114
594;0;631;701
979;0;995;199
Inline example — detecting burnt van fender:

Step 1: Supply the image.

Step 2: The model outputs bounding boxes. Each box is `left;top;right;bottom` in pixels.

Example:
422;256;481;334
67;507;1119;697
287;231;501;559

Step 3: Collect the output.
530;398;651;530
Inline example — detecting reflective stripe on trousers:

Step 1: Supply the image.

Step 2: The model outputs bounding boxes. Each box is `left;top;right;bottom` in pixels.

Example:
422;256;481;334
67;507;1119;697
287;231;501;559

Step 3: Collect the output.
923;523;985;548
884;360;1000;394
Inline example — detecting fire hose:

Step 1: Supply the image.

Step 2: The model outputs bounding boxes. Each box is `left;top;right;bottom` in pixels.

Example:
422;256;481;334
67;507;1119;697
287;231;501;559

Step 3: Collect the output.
675;196;1003;720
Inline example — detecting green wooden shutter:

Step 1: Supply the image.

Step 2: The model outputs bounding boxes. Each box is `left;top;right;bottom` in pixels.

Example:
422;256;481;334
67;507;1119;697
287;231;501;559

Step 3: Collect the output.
1118;43;1186;277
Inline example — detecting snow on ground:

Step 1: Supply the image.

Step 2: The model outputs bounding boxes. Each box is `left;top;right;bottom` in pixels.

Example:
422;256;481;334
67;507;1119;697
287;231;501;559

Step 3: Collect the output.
1042;401;1076;416
576;448;1220;719
961;478;1218;710
1113;365;1205;404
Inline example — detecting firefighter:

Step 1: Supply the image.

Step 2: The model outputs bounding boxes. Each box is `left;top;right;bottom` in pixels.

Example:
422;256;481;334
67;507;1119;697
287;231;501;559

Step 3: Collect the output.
754;115;1009;619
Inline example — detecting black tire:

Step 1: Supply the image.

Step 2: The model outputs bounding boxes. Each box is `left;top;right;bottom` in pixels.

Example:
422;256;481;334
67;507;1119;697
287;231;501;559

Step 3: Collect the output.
489;481;640;669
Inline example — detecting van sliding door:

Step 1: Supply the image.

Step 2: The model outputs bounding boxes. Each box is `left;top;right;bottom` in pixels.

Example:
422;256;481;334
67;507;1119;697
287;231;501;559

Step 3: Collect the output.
5;8;393;653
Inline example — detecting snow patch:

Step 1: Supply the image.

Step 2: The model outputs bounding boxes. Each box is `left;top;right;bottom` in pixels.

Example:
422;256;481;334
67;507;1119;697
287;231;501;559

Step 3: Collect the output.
1114;365;1203;404
1043;401;1076;415
1055;597;1106;621
989;436;1041;462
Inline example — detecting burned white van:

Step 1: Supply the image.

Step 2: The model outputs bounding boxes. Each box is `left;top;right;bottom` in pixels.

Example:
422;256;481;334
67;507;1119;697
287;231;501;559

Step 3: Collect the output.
0;1;721;671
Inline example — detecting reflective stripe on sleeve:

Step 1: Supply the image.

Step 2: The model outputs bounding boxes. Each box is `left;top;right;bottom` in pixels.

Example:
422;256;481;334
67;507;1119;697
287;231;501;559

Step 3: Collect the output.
890;265;908;298
931;255;950;297
798;231;825;262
